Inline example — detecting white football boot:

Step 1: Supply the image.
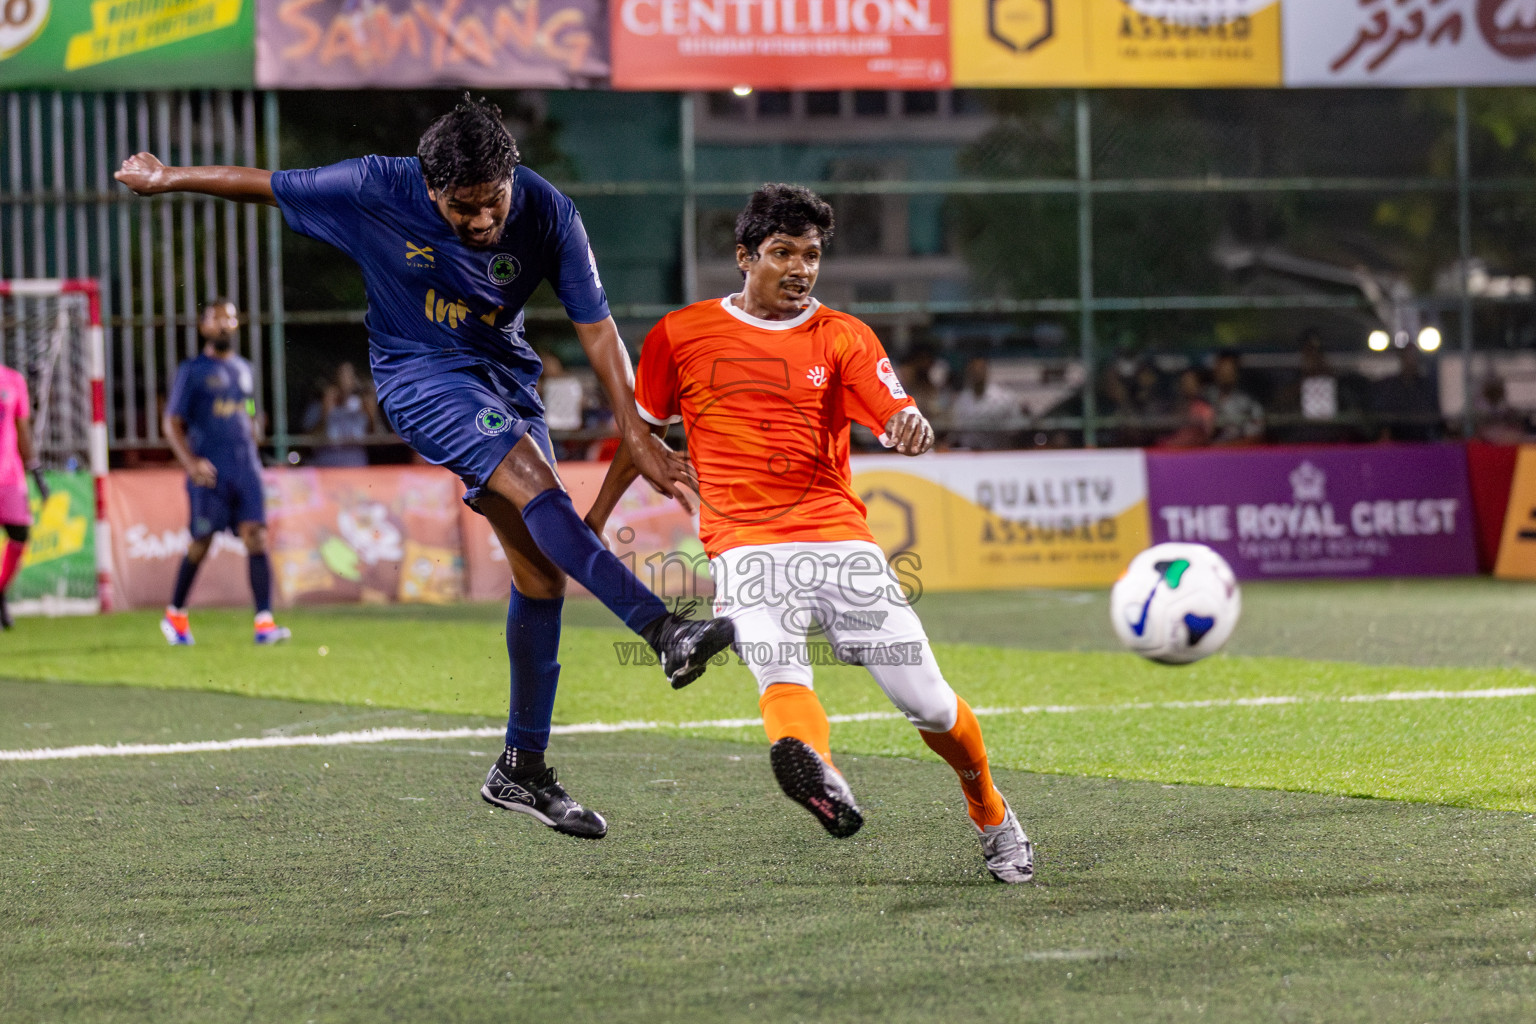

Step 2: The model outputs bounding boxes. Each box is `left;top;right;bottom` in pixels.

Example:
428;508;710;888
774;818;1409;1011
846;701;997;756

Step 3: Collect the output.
978;800;1035;883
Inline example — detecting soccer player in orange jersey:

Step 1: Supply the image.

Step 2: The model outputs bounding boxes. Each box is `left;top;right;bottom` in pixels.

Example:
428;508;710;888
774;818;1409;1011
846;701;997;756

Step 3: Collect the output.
587;184;1034;883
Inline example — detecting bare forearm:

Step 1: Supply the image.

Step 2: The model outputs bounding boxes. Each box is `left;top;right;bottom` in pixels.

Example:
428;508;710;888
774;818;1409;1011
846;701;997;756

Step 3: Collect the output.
117;153;276;205
163;416;199;471
167;165;275;204
573;318;643;437
586;425;657;531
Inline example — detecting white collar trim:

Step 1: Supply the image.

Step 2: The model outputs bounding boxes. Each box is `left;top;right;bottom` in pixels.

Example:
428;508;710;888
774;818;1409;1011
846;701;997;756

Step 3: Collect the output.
720;295;820;331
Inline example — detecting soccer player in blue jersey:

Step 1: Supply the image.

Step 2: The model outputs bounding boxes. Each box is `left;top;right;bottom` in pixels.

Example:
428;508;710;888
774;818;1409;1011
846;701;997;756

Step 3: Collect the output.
161;299;292;647
116;96;733;839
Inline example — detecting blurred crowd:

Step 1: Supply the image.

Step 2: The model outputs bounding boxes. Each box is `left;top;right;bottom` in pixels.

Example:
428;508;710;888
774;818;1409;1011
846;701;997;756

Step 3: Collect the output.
887;328;1536;452
286;329;1534;467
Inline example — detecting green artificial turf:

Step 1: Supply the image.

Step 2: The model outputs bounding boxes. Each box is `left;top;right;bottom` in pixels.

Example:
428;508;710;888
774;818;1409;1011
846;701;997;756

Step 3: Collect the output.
5;681;1536;1024
3;586;1535;810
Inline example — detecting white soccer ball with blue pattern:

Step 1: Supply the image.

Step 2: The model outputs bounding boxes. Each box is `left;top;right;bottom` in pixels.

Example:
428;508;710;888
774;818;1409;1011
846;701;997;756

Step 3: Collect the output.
1111;542;1241;665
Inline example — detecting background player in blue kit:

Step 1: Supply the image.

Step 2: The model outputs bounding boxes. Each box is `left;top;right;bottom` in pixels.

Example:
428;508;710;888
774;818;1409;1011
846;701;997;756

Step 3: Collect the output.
161;299;291;648
116;95;733;839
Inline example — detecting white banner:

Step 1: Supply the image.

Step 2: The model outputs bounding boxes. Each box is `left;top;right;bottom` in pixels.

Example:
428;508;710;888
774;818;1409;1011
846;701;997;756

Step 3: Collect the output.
1285;0;1536;86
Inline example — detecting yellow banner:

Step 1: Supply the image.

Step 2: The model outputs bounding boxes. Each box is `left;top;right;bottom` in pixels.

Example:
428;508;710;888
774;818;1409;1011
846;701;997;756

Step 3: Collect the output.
953;0;1281;88
1494;446;1536;580
851;450;1151;591
65;0;242;71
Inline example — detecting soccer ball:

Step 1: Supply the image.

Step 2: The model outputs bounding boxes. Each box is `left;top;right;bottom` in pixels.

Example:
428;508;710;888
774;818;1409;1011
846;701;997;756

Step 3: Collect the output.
1110;542;1241;665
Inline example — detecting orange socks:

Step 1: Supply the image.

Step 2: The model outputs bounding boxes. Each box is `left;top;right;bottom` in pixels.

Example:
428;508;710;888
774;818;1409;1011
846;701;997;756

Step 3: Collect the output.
759;682;835;768
920;698;1008;828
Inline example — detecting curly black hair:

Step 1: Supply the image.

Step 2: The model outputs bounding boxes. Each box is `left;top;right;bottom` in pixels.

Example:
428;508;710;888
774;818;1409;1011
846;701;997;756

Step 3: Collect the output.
417;94;521;192
734;183;835;255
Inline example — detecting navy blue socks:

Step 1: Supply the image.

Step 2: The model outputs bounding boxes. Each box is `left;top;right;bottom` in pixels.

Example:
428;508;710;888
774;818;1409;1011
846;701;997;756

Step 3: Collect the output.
248;552;273;615
519;488;668;633
505;589;563;752
170;555;200;609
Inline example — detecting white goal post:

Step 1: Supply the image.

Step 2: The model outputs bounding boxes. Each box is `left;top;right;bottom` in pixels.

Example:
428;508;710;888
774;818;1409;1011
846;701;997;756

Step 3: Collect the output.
0;279;111;613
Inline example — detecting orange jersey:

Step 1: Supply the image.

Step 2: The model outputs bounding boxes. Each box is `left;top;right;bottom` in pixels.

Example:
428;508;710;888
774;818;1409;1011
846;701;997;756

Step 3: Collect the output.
635;297;914;557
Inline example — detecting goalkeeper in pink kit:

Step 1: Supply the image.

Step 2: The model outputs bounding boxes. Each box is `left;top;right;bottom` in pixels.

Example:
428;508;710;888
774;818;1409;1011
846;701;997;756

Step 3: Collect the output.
0;361;46;630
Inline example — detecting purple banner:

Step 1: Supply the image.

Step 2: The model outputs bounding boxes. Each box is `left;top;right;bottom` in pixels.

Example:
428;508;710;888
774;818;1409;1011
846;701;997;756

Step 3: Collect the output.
1147;445;1478;579
257;0;608;89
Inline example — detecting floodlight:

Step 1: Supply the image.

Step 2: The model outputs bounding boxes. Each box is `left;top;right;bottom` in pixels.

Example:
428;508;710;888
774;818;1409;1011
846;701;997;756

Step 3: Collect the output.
732;85;753;97
1367;330;1390;351
1417;326;1442;352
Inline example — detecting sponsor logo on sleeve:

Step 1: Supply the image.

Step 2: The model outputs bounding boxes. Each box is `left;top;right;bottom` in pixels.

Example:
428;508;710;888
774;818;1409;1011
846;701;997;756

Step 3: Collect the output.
876;357;907;400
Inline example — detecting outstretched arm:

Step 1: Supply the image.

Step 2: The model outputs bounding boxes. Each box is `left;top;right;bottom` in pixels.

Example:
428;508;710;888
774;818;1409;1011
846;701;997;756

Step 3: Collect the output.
572;317;697;508
584;421;695;540
116;152;276;205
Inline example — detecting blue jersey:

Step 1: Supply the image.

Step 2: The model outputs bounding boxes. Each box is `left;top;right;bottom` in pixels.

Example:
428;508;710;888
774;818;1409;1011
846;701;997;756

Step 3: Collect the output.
167;353;260;471
270;156;610;401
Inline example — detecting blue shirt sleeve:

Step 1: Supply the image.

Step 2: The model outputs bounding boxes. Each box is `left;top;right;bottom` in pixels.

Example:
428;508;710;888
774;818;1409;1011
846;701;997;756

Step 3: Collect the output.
270;159;368;254
167;360;195;421
547;211;611;325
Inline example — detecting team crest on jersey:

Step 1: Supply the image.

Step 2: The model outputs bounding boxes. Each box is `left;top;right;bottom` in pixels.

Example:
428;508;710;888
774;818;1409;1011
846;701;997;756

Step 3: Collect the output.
806;365;828;388
876;358;907;400
475;408;512;436
488;253;520;285
406;242;435;264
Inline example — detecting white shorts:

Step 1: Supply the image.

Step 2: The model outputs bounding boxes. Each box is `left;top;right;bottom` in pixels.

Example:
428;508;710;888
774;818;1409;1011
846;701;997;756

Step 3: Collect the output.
710;539;959;732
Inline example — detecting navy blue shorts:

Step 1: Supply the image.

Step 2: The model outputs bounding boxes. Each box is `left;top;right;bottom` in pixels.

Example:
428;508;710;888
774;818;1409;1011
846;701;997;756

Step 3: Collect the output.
188;463;266;539
381;364;555;510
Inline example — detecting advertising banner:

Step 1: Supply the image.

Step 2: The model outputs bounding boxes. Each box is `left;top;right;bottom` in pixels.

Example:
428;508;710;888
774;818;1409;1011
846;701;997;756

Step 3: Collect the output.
952;0;1281;88
1285;0;1536;86
460;461;707;602
8;471;97;615
0;0;255;89
1493;445;1536;579
610;0;951;89
255;0;607;88
108;468;255;611
1148;445;1478;580
849;449;1151;591
107;466;466;610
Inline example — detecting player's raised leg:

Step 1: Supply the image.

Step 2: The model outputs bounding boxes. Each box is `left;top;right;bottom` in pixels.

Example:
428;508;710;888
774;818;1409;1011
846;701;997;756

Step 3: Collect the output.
474;498;607;838
482;434;733;687
713;544;862;837
761;682;863;838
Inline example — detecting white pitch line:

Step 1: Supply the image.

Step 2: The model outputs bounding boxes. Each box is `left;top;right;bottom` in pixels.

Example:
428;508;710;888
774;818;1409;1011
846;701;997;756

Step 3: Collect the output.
3;685;1534;763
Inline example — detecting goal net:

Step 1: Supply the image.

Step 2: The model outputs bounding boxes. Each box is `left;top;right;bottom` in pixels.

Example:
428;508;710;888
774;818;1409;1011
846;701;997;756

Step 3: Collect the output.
0;280;109;615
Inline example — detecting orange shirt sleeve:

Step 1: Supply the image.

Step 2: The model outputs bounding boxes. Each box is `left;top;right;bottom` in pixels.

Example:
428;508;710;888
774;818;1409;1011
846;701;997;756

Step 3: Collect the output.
832;319;914;441
634;317;681;426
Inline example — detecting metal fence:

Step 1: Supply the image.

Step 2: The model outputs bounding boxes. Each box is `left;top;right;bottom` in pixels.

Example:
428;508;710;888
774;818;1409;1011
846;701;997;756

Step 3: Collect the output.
0;90;285;454
3;87;1533;460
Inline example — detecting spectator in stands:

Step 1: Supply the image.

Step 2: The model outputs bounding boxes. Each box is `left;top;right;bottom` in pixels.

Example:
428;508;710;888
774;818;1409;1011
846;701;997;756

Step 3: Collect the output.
1370;344;1442;442
1273;329;1364;443
949;356;1026;450
1157;367;1215;448
1207;349;1265;445
896;343;950;423
303;361;378;467
1118;359;1170;448
1475;375;1530;444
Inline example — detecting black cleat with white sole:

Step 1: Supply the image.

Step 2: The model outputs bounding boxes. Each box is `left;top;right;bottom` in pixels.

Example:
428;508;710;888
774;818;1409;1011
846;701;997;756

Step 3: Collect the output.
641;612;735;689
769;737;864;838
480;762;608;839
